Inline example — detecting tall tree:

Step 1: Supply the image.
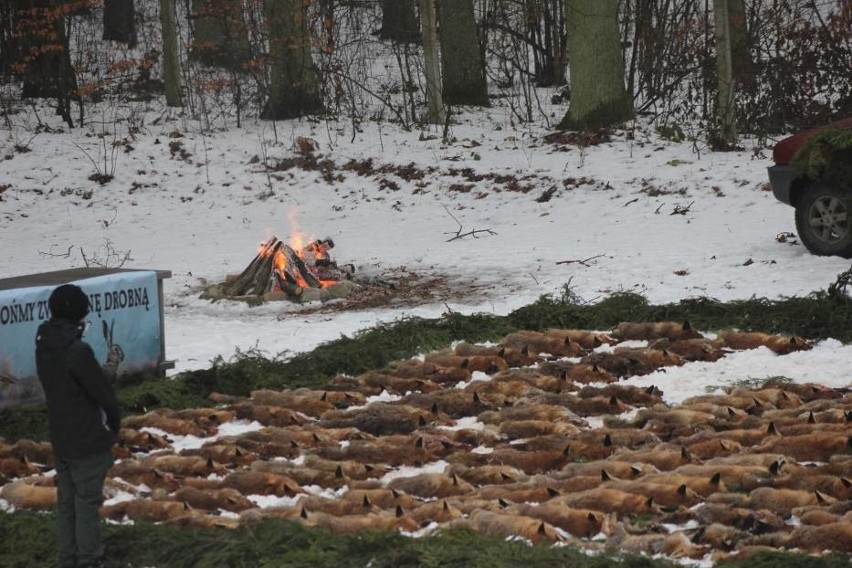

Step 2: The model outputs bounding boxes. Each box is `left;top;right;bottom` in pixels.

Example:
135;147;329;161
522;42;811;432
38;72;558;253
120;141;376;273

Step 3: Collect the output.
190;0;251;70
728;0;754;91
420;0;444;124
159;0;183;107
714;0;737;147
439;0;489;106
103;0;136;45
18;0;79;128
378;0;419;43
261;0;323;120
526;0;566;86
557;0;632;130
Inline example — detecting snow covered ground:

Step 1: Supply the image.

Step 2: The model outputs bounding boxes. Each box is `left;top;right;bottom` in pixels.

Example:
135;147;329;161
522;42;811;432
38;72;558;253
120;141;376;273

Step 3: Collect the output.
2;101;851;403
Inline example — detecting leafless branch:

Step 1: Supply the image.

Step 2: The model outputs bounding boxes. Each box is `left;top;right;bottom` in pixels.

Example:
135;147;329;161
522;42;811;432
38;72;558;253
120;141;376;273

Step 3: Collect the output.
38;245;73;258
443;205;497;242
671;201;694;215
556;254;605;267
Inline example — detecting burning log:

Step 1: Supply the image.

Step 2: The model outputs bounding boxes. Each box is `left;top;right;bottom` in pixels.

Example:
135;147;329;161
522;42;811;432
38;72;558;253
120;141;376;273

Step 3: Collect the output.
221;235;356;301
224;237;283;297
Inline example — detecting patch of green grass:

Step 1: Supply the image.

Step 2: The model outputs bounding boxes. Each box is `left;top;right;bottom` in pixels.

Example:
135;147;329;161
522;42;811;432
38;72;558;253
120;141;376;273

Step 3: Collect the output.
2;511;847;568
1;510;679;568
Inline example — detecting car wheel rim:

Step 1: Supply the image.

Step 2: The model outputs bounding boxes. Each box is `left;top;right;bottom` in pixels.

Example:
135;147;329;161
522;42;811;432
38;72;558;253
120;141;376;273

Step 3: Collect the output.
808;195;849;244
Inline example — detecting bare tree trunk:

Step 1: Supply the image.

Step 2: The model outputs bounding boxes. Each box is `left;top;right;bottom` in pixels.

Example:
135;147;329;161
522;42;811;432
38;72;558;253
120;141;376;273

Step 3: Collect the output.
728;0;753;91
19;0;79;128
557;0;632;130
525;0;566;87
439;0;488;106
379;0;420;43
420;0;444;124
103;0;136;45
159;0;183;107
189;0;251;70
0;0;21;76
714;0;737;148
261;0;323;120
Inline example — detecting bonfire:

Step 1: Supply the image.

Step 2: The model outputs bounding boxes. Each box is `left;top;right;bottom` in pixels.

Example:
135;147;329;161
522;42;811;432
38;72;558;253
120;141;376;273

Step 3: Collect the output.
204;235;358;303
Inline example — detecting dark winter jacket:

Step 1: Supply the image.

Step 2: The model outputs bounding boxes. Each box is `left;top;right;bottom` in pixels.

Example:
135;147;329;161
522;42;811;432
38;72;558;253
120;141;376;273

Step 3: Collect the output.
35;318;122;459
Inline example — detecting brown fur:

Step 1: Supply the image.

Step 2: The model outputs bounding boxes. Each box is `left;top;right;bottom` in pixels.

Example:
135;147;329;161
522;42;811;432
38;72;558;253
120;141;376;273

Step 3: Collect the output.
452;342;538;367
423;352;510;375
561;460;658;479
581;347;684;377
108;460;182;492
405;499;463;525
248;389;334;417
716;331;812;355
781;522;852;553
2;439;54;466
729;387;803;409
607;445;693;472
544;328;617;349
221;470;301;497
445;446;571;475
612;529;709;559
399;389;497;418
577;384;665;407
116;428;171;453
444;463;526;486
611;320;702;341
168;486;254;512
314;435;444;467
102;499;192;523
384;359;472;385
471;479;562;503
340;488;422;510
674;464;772;485
756;432;852;462
0;479;56;510
226;403;307;428
0;455;41;478
299;509;420;534
180;443;258;467
506;502;612;538
747;487;834;517
461;509;563;543
499;330;588;358
121;411;208;437
649;337;730;362
388;472;474;499
320;402;453;436
498;419;580;440
141;454;226;477
536;361;619;384
602;479;703;509
550;488;658;517
685;437;743;460
640;472;727;496
691;522;746;551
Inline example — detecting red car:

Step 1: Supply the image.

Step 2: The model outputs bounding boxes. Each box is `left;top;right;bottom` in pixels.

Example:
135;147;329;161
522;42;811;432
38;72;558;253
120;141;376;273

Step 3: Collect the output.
768;116;852;257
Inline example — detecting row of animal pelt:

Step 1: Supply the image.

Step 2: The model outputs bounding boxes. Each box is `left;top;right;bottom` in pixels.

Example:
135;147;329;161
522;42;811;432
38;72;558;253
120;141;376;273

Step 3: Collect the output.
1;323;849;563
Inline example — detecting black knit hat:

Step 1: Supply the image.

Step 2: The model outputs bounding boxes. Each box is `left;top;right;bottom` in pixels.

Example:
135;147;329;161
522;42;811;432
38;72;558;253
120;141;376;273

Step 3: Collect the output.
49;284;90;321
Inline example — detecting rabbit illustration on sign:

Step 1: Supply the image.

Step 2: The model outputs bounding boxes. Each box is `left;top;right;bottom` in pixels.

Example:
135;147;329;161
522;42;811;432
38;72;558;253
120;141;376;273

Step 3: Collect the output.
102;319;125;373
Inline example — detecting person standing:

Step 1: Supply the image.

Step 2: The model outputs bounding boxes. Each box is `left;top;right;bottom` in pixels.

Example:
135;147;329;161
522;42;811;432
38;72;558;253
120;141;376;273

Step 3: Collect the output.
36;284;123;568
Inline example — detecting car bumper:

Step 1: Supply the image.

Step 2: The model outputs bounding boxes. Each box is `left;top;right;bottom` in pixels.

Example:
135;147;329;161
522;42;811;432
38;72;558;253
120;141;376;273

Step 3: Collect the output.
768;164;794;205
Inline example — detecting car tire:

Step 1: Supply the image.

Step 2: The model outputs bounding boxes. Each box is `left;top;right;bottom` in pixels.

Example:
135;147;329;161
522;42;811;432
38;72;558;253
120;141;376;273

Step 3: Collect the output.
794;182;852;257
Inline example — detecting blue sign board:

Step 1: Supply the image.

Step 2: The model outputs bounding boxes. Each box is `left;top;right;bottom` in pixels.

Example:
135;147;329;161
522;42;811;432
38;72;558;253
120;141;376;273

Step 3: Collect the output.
0;271;161;407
